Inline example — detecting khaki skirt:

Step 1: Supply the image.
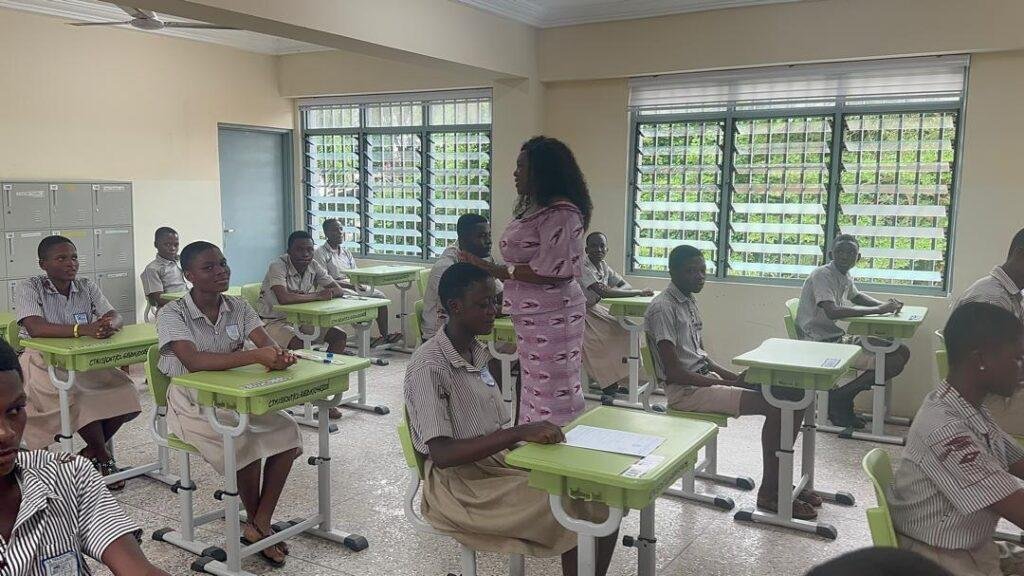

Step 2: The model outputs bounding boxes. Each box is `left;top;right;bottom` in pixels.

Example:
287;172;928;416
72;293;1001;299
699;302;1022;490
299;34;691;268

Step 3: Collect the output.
166;384;302;475
421;451;608;557
20;349;142;450
582;304;633;387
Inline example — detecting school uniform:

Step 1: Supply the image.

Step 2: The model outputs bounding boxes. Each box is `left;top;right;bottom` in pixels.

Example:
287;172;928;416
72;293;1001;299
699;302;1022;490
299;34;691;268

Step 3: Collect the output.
404;330;606;556
157;293;301;474
14;277;140;450
955;266;1024;436
578;258;634;388
422;245;504;342
313;242;387;299
259;254;339;347
890;381;1024;576
794;262;875;373
139;254;188;297
0;451;139;576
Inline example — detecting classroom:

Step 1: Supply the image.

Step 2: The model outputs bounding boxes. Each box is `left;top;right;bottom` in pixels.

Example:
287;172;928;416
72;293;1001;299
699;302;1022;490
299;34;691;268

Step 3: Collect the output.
0;1;1022;575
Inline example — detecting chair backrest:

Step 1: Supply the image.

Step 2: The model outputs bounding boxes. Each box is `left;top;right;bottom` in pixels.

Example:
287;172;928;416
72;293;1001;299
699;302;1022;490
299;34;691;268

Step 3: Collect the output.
410;300;424;346
5;318;20;351
784;298;800;340
861;448;899;547
397;411;427;480
144;344;172;409
935;349;948;380
417;268;431;298
241;283;262;309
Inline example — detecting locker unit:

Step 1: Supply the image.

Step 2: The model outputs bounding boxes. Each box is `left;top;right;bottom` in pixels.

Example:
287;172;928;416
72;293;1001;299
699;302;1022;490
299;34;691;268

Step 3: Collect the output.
6;231;46;278
93;183;132;226
0;281;6;316
94;228;133;271
51;184;94;228
96;271;134;316
51;229;95;272
5;279;19;313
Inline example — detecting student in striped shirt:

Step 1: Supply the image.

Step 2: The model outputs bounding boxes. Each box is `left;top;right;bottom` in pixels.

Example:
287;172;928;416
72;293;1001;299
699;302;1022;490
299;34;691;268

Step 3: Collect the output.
0;338;170;576
890;302;1024;576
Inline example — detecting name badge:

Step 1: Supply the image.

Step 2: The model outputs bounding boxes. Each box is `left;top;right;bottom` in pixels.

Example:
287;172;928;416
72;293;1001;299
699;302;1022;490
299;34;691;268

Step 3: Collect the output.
480;369;497;387
226;324;241;340
72;313;89;325
41;550;80;576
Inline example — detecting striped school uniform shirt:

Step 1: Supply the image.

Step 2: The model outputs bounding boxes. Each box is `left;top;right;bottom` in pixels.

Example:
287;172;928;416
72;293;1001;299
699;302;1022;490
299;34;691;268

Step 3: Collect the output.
403;329;508;455
14;277;114;340
157;293;263;378
258;254;336;321
0;451;138;576
140;254;188;295
954;266;1024;323
890;381;1024;550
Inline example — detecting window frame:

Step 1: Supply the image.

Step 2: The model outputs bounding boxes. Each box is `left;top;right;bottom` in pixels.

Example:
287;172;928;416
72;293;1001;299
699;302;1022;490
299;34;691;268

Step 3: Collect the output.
300;93;493;263
627;96;966;296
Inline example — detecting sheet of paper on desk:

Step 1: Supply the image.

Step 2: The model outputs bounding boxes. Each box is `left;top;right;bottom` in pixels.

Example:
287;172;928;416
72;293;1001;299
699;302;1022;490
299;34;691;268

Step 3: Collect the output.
564;425;665;457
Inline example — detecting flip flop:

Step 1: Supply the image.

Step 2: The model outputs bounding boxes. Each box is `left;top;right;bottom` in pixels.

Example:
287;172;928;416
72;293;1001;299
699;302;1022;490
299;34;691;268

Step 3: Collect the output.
241;523;287;567
370;336;386;348
385;332;403;344
757;495;818;520
99;458;125;491
798;489;824;508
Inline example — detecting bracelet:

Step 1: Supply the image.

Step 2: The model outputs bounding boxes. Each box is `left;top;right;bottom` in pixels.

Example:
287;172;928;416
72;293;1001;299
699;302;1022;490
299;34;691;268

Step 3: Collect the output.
73;324;80;338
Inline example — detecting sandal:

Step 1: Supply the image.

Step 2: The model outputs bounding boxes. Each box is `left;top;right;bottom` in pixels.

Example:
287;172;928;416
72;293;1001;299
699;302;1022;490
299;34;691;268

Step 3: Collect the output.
98;458;125;491
385;332;403;344
370;335;386;348
798;489;824;508
241;523;287;567
756;495;818;520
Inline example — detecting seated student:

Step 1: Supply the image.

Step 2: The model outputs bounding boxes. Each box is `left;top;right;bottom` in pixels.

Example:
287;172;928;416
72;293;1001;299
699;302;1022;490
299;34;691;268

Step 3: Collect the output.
313;218;401;347
795;234;910;428
890;302;1024;576
158;241;302;567
0;339;171;576
644;244;817;519
579;231;653;396
404;262;618;576
954;227;1024;436
15;235;140;490
140;226;188;309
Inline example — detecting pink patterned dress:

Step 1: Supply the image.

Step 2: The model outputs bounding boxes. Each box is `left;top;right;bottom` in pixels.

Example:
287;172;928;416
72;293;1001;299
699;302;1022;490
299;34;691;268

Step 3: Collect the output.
500;202;587;425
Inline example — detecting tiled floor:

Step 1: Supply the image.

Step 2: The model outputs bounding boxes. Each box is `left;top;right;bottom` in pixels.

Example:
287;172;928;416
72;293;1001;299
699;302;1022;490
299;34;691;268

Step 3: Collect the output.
85;356;905;576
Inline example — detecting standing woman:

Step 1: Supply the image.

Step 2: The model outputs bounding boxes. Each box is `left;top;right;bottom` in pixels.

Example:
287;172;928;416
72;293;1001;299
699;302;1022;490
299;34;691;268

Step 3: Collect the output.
460;136;592;425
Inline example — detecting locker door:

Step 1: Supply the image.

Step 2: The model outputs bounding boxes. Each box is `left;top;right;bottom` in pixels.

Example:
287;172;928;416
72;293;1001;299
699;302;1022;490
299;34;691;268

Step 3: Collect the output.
7;231;45;278
0;282;7;319
50;183;94;228
51;229;95;273
96;271;134;318
2;183;51;230
94;228;133;271
0;229;6;278
92;183;132;226
7;280;20;312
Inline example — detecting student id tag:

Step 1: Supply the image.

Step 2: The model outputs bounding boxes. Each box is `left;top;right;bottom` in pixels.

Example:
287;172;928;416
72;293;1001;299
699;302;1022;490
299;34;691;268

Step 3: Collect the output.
41;550;80;576
226;324;241;340
480;369;497;387
72;313;89;325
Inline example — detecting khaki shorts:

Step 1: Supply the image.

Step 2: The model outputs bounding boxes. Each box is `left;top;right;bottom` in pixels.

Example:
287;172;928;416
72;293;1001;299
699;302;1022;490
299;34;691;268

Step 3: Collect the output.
899;533;1006;576
263;318;340;348
667;374;745;417
838;335;887;372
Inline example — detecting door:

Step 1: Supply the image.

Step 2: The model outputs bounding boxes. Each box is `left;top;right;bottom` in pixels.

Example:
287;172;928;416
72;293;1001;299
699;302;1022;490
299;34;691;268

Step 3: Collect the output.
94;228;133;271
93;183;132;226
51;229;95;272
50;183;93;228
218;126;292;285
7;231;46;278
96;271;135;321
3;183;50;230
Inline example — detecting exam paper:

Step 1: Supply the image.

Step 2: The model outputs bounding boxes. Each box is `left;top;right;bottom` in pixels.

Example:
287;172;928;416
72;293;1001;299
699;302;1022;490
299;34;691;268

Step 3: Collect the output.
564;425;665;457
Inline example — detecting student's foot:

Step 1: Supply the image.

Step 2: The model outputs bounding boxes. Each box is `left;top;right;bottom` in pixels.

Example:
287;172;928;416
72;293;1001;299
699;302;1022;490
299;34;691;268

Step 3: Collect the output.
756;495;818;520
829;410;866;430
97;458;126;491
797;489;823;508
328;406;344;419
242;523;287;567
384;332;403;344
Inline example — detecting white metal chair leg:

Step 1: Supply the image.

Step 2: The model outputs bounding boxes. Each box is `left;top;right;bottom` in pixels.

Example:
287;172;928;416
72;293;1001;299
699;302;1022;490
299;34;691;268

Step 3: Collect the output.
509;553;525;576
459;546;478;576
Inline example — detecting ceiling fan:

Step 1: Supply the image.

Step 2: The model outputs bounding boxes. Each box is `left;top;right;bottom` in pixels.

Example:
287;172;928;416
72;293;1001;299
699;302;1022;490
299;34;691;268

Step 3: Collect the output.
69;4;235;30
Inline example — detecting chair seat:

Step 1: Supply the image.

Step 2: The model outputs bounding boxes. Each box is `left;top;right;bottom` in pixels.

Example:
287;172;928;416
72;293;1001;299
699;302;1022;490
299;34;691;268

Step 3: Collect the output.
167;432;199;454
667;410;729;427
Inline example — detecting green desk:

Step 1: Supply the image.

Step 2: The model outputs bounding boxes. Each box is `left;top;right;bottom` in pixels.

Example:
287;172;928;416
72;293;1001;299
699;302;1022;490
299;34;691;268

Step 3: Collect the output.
833;305;928;445
507;406;717;576
600;293;660;411
732;338;861;539
274;298;391;423
479;317;518;422
19;324;174;487
343;265;425;353
0;312;13;342
171;356;371;576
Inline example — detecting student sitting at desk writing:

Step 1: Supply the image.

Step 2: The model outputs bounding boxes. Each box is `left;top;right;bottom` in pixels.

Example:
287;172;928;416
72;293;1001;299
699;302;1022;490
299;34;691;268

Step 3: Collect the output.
644;244;818;520
795;233;910;429
404;262;618;576
0;339;170;576
890;302;1024;576
15;235;140;490
158;241;303;568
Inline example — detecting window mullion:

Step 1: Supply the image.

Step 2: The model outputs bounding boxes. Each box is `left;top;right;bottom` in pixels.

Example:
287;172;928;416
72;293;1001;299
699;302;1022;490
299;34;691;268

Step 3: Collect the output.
715;115;735;279
421;121;430;261
359;105;370;257
823;108;845;259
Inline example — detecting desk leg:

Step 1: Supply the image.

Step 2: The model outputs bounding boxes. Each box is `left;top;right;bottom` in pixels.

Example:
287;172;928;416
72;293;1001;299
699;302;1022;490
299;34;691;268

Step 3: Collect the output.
286;327;340;433
487;341;518;427
195;409;251;576
336;322;390;415
548;495;623;576
46;367;76;453
802;395;854;508
637;502;656;576
588;318;652;412
391;280;416;354
835;339;905;446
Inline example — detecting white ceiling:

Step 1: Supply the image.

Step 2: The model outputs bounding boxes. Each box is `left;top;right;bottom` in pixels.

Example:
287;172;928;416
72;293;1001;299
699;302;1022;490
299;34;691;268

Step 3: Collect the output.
456;0;806;27
0;0;328;55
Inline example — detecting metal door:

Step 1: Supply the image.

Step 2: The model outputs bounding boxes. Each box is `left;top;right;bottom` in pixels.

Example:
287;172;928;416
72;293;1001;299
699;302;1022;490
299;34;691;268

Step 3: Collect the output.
50;183;93;228
3;183;50;230
92;183;132;226
7;231;46;278
96;271;134;318
94;228;133;271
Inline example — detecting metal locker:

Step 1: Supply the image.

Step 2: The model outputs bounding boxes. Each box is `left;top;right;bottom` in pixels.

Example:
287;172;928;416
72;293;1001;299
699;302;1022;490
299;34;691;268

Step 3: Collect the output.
2;183;51;230
50;183;94;228
0;282;6;318
92;183;132;226
51;229;95;273
0;229;6;278
96;271;134;317
94;228;133;271
7;231;46;278
6;280;20;313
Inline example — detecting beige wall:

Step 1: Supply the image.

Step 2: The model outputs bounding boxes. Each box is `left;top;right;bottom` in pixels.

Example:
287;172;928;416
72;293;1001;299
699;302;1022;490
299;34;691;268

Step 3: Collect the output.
0;9;292;317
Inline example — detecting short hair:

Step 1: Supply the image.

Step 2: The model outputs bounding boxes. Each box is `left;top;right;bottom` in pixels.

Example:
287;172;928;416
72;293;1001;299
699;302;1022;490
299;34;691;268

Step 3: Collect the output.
945;302;1024;367
805;547;951;576
668;244;704;271
455;214;488;239
155;227;178;242
438;262;492;313
0;338;23;380
833;234;860;248
37;235;74;260
179;241;219;271
288;230;314;249
1008;228;1024;259
586;231;607;244
321;218;341;233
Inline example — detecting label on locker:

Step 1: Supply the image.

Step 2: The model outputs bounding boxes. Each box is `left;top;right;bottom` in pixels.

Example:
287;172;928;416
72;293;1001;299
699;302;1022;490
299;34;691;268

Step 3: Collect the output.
15;190;45;198
104;229;130;235
101;185;126;192
104;272;128;278
19;232;42;238
52;230;88;239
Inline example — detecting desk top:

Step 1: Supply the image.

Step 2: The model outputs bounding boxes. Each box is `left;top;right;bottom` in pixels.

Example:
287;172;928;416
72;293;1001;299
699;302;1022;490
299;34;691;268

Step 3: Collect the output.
161;286;241;302
479;317;515;343
845;305;928;339
21;323;157;355
172;356;368;399
344;265;424;279
733;338;861;390
274;297;389;316
506;407;715;508
601;293;659;318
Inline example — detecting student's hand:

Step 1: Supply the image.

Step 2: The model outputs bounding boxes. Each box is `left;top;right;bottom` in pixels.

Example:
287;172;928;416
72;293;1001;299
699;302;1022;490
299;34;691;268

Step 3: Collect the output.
877;300;900;314
316;288;335;301
253;347;296;370
733;370;747;384
457;250;489;270
514;421;565;445
83;318;116;339
890;298;905;314
640;289;655;297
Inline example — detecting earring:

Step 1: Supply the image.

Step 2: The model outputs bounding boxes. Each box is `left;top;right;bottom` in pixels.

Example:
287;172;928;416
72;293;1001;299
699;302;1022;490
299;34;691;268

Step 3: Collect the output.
980;366;987;371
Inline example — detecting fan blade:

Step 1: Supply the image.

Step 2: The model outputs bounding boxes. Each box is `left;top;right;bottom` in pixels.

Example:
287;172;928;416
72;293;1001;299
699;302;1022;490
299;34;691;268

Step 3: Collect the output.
161;22;237;29
116;5;154;19
69;21;133;26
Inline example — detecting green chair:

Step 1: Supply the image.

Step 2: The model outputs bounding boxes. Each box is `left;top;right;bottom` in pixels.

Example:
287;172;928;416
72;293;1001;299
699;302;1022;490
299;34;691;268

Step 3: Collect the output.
783;298;800;340
410;300;425;346
399;415;525;576
145;345;227;562
4;317;21;351
417;268;431;299
861;448;899;547
0;312;15;344
241;283;262;310
640;339;754;512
